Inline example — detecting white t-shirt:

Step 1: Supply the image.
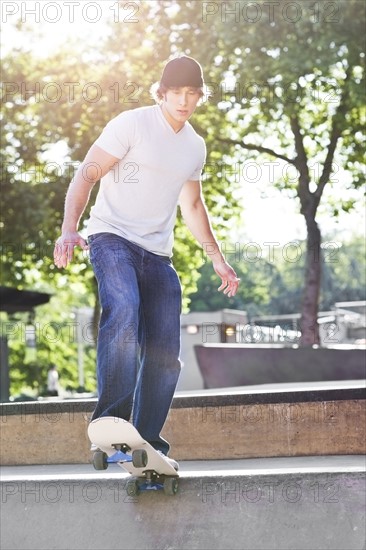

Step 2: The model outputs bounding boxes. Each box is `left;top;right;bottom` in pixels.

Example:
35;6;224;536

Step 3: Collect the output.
86;105;206;256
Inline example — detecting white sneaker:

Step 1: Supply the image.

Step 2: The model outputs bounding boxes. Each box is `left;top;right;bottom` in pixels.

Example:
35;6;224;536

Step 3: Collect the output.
157;450;179;471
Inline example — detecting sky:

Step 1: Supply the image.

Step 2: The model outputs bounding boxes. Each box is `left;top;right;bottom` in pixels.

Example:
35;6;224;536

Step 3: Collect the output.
238;161;365;245
2;0;365;246
1;0;128;54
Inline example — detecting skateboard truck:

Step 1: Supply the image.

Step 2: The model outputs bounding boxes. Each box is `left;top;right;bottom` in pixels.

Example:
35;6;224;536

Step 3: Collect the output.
126;471;179;496
92;445;148;470
107;449;133;464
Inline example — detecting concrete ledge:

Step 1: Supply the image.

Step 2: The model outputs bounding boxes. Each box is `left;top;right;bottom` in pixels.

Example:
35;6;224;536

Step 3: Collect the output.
1;382;365;465
1;457;365;550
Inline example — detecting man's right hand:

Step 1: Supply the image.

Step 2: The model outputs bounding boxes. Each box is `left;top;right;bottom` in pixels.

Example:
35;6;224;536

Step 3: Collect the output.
52;145;119;269
53;232;89;268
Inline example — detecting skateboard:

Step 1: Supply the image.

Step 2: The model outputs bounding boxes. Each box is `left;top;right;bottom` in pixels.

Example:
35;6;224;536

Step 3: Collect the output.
87;416;179;496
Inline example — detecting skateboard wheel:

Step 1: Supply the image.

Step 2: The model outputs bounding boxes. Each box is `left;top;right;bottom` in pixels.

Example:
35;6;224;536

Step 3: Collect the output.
132;449;148;468
126;479;140;496
93;450;108;470
163;477;179;496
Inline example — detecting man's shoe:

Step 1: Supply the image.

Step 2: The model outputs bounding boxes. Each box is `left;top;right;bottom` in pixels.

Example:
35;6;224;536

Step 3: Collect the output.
157;450;179;471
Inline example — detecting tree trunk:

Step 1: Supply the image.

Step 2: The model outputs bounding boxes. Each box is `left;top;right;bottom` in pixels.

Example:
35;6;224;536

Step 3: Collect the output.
290;112;323;347
300;214;322;346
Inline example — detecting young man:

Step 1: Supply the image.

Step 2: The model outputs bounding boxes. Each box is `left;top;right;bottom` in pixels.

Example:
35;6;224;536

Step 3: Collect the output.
54;56;239;468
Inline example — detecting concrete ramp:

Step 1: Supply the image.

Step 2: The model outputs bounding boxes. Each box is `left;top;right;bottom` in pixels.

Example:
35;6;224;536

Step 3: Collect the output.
1;457;365;550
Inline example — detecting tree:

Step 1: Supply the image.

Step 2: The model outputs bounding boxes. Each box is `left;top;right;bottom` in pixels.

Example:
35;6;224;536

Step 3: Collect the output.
0;3;245;392
1;0;364;394
0;4;243;305
194;0;365;345
149;0;363;344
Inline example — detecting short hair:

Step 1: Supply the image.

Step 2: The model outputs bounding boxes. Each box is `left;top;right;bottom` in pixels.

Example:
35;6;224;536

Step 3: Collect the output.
150;82;208;104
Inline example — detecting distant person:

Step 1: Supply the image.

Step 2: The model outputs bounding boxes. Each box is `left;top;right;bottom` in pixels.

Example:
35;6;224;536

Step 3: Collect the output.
47;364;59;396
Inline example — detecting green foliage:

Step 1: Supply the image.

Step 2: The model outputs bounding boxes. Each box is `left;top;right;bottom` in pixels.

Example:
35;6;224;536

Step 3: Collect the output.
320;235;366;308
188;233;366;316
1;0;365;392
1;281;97;397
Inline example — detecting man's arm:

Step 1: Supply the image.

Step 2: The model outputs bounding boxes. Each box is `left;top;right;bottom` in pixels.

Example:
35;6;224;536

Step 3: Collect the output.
53;144;119;268
179;180;240;298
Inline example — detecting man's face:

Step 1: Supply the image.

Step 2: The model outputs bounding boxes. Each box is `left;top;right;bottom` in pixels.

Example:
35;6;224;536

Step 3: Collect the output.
162;87;201;128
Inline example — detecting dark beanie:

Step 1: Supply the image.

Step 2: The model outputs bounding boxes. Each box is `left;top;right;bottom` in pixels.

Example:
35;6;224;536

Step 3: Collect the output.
160;56;204;88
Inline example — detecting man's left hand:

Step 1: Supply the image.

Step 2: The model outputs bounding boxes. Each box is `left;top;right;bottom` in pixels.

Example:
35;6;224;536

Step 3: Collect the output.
213;261;240;298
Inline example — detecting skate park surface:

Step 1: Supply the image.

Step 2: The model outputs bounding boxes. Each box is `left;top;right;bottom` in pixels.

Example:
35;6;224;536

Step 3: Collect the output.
1;380;365;550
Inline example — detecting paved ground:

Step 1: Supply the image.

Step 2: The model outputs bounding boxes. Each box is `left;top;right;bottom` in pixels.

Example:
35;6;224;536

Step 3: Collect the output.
1;455;365;550
175;379;366;396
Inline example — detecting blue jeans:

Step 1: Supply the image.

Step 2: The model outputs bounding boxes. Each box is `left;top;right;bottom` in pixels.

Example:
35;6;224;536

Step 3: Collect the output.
88;233;182;455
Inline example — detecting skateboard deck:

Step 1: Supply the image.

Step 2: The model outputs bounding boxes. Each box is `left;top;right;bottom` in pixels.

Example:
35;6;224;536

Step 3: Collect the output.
87;416;179;496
